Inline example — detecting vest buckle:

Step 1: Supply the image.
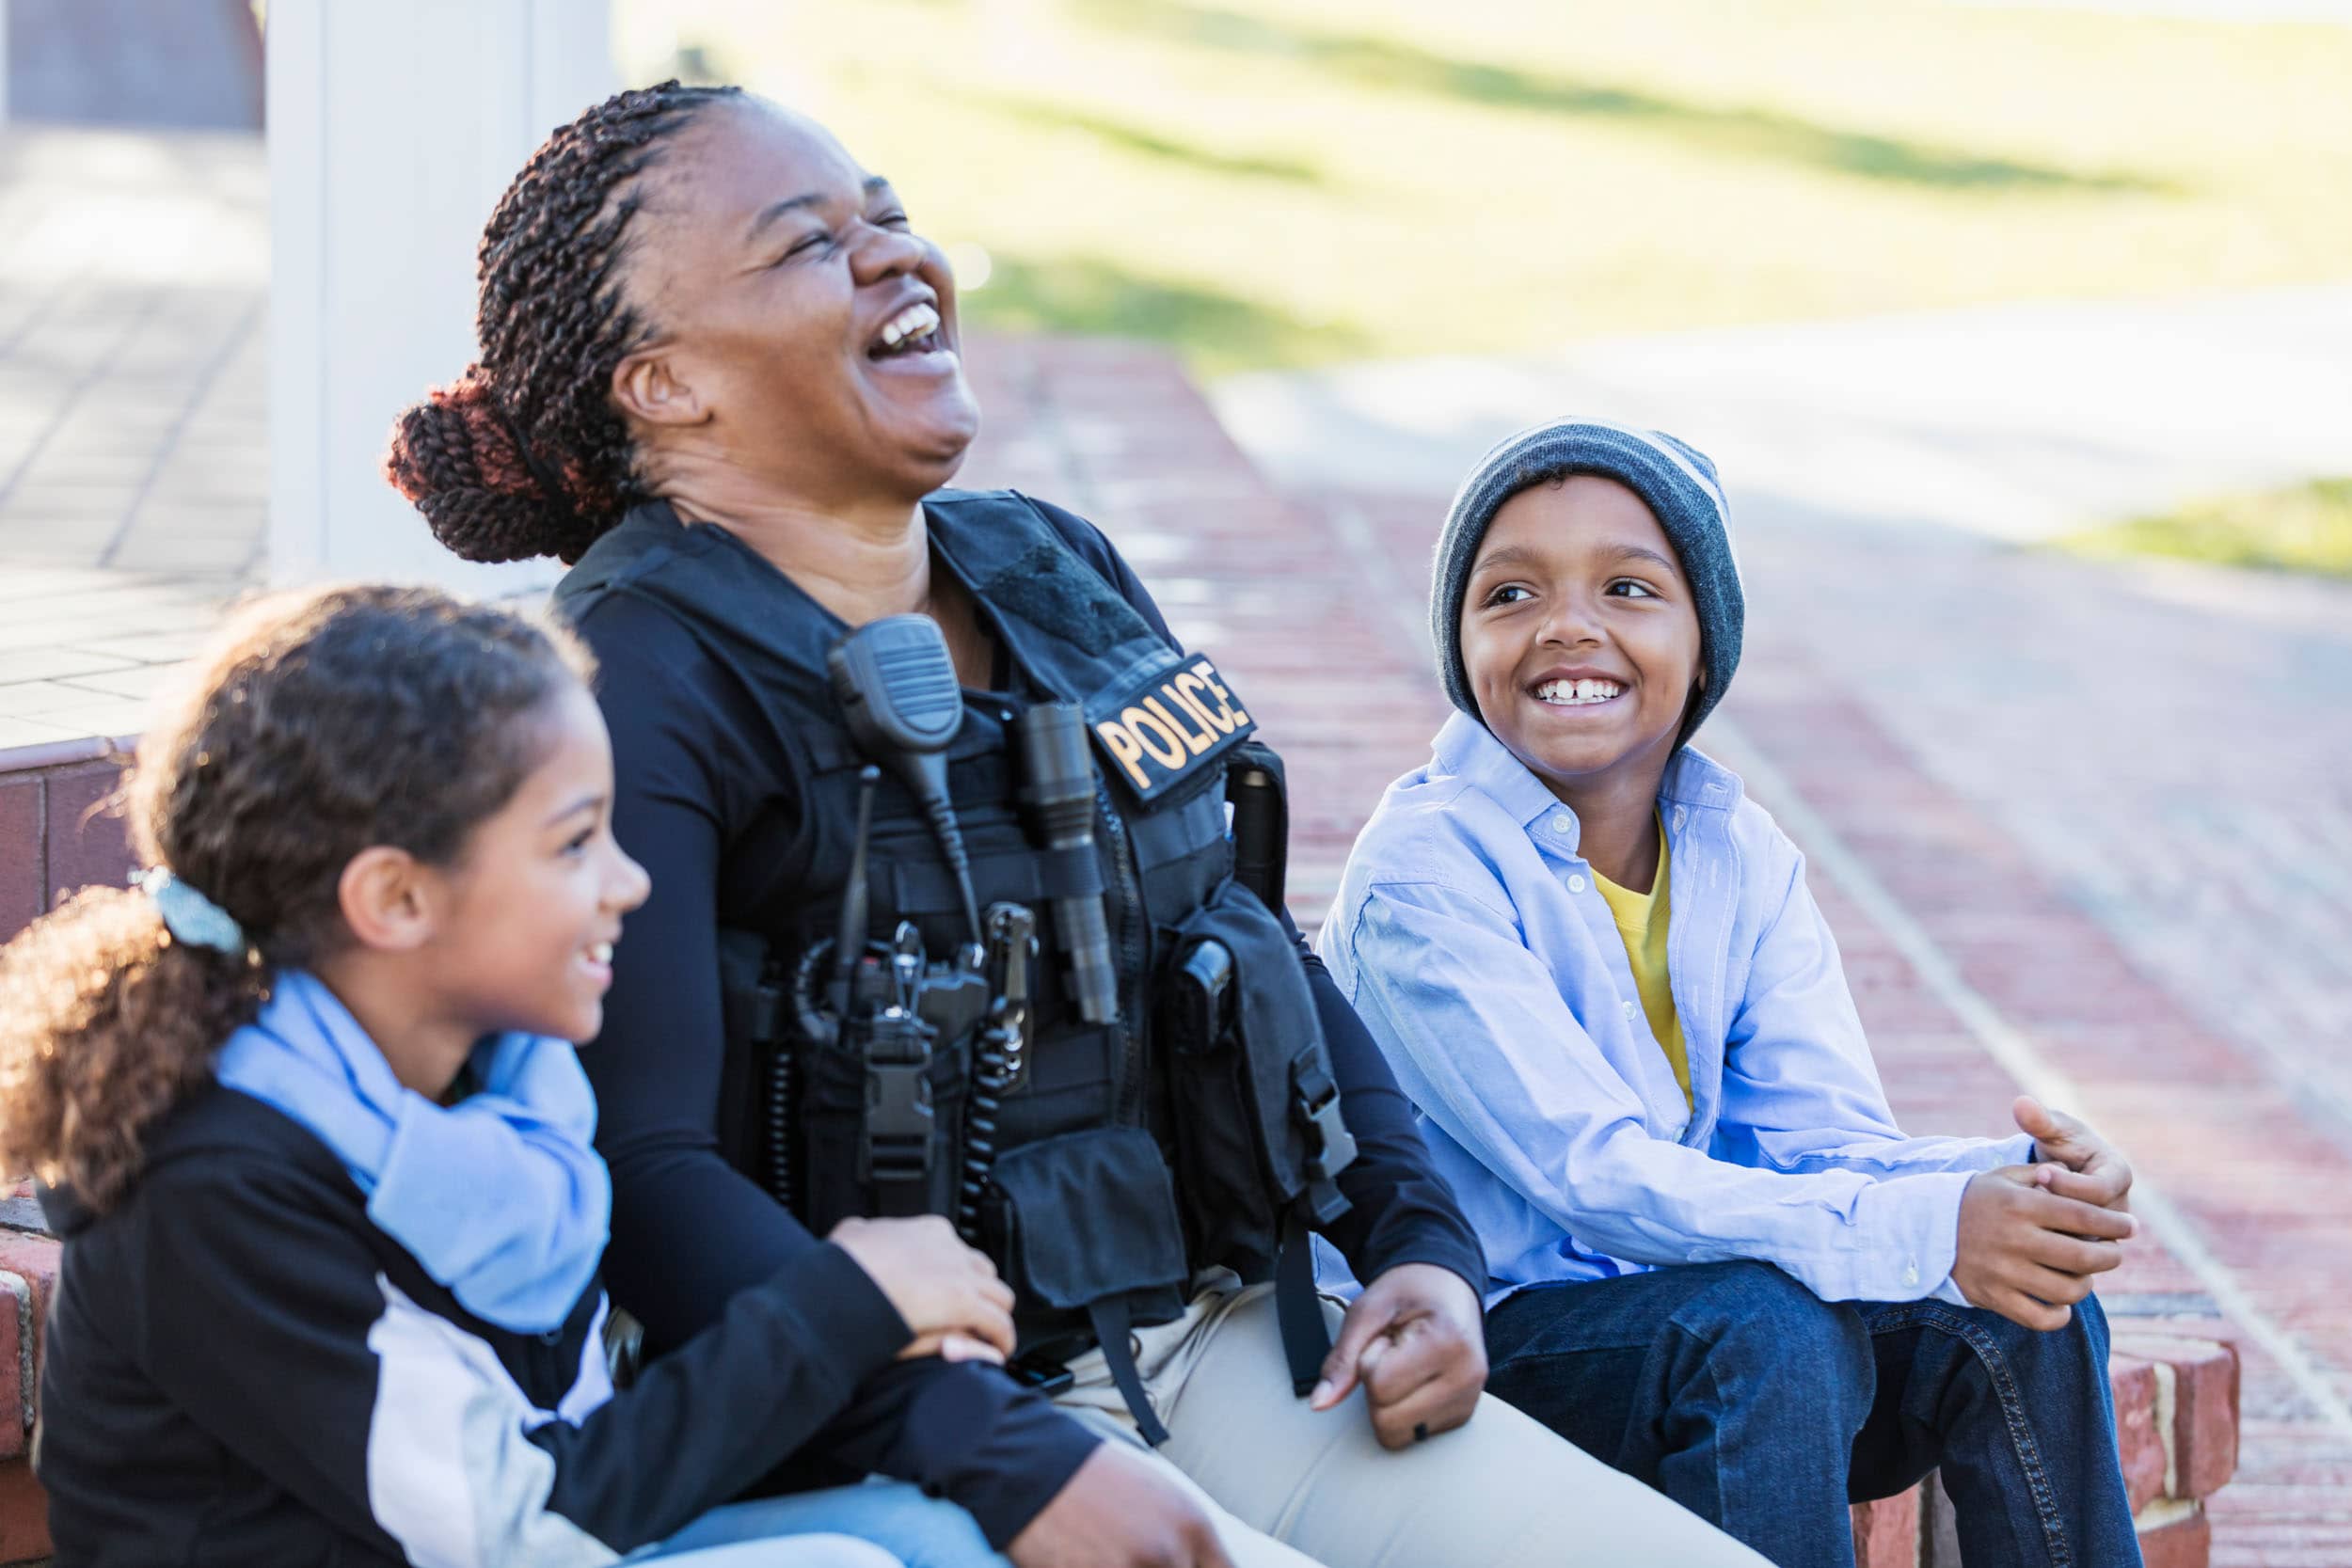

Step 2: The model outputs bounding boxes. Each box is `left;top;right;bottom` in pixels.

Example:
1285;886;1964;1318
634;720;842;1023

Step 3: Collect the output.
1292;1062;1358;1227
861;1007;936;1185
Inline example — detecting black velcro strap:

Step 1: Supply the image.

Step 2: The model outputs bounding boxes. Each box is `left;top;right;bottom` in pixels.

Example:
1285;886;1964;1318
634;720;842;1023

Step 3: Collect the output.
1087;1296;1170;1446
886;846;1099;915
1276;1212;1331;1398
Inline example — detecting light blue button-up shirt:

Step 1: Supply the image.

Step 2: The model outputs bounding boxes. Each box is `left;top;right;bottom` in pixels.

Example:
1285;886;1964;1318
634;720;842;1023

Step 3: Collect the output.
1319;713;2032;1307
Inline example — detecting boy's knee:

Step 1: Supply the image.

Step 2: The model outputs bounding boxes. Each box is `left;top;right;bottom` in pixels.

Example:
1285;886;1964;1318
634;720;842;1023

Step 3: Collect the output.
1971;1285;2112;1376
1669;1261;1872;1393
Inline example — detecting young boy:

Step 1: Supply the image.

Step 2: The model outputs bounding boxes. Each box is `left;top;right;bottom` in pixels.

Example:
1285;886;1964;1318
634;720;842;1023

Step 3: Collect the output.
1318;419;2145;1568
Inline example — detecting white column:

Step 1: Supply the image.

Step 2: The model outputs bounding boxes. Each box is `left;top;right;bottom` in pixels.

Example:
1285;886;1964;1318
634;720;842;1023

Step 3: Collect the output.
267;0;613;593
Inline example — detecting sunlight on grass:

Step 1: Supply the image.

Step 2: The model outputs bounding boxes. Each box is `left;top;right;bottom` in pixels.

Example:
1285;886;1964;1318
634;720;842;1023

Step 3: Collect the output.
2057;479;2352;580
612;0;2352;375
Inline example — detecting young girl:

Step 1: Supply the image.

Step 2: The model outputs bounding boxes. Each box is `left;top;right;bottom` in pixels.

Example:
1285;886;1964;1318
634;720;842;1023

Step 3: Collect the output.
1318;420;2147;1568
0;584;1017;1567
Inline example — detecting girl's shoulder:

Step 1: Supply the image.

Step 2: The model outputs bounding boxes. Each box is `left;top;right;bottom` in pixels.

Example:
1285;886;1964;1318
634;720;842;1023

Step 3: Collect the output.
56;1085;377;1250
58;1085;604;1364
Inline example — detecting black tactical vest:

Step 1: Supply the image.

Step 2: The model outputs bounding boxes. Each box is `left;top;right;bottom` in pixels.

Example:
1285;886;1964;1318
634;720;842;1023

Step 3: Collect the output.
559;492;1355;1433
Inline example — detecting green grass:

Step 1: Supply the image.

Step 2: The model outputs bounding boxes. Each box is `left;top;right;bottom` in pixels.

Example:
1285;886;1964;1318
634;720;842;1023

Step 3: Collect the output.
614;0;2352;375
2058;479;2352;580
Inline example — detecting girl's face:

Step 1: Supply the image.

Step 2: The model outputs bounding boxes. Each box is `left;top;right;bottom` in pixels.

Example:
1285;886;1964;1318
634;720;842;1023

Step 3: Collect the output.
619;99;978;507
416;683;650;1046
1458;476;1703;804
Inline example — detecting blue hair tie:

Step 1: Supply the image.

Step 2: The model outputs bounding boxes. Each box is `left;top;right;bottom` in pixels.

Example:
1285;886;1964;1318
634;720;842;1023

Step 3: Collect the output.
135;868;247;957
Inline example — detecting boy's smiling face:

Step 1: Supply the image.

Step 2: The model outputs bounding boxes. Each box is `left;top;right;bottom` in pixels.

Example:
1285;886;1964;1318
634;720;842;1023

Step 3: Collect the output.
1460;474;1703;805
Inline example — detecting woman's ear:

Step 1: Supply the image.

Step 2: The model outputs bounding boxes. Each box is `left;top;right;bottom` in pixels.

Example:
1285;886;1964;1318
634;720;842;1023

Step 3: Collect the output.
337;847;437;954
612;348;710;430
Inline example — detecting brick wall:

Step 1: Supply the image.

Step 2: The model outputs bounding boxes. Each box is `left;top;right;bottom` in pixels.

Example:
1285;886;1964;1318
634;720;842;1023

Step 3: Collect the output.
0;737;136;948
0;738;120;1560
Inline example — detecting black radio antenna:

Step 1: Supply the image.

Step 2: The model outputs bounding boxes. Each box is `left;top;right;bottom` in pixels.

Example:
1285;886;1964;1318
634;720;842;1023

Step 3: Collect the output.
835;766;881;985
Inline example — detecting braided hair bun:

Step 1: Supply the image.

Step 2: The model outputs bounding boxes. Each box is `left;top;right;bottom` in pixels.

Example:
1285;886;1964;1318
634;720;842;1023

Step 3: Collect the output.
385;369;598;564
385;81;745;565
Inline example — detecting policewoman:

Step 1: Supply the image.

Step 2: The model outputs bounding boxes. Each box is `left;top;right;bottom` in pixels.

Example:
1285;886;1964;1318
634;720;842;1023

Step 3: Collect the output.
389;84;1762;1568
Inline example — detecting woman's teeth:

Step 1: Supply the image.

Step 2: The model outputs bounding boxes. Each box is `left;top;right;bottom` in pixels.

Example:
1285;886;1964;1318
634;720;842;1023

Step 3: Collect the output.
873;302;943;356
1535;678;1623;706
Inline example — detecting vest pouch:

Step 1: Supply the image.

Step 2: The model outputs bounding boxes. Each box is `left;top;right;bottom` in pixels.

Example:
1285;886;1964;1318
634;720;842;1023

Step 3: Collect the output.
985;1126;1188;1334
793;1033;970;1235
1159;879;1357;1276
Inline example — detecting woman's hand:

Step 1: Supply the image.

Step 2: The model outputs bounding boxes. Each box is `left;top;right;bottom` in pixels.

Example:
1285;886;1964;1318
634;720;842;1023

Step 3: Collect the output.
826;1215;1016;1364
1310;1262;1486;1449
1008;1442;1234;1568
1951;1165;2135;1332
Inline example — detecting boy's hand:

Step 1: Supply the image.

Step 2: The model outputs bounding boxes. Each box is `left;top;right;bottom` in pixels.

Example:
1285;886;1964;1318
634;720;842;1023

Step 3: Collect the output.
2012;1096;2134;1212
1951;1166;2136;1332
1310;1262;1486;1449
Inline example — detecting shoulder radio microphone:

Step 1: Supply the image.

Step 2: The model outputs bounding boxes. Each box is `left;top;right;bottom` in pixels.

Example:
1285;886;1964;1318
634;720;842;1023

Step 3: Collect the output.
828;613;984;952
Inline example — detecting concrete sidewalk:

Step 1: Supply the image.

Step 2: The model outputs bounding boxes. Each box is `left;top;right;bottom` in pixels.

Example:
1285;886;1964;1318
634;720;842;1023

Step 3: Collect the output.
0;126;265;750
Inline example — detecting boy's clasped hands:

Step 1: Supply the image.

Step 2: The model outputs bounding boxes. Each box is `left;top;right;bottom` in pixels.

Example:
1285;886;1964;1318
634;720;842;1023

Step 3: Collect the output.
1950;1097;2137;1333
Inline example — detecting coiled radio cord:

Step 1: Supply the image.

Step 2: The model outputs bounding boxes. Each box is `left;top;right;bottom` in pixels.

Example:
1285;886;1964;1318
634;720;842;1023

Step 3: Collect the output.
960;903;1034;1244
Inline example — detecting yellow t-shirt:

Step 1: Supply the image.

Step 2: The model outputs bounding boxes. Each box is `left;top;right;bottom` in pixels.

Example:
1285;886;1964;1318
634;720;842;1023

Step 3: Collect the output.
1592;823;1692;1108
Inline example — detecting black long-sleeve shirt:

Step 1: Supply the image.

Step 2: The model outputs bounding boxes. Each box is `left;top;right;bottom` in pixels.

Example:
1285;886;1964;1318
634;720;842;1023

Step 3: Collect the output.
567;492;1485;1547
36;1085;913;1566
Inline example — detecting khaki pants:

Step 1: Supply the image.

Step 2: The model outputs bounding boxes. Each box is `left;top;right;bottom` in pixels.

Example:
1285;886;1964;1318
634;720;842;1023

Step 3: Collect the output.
1054;1283;1770;1568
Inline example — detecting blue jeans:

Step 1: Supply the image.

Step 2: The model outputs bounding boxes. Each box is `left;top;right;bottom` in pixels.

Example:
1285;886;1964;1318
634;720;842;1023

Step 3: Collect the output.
1484;1259;2142;1568
632;1480;1010;1567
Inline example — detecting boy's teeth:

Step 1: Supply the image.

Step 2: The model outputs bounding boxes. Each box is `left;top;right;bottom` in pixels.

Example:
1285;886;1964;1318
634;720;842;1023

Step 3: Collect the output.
1535;678;1623;705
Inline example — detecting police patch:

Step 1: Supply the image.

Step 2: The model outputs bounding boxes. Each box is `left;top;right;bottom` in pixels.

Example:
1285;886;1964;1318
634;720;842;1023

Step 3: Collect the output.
1084;654;1257;804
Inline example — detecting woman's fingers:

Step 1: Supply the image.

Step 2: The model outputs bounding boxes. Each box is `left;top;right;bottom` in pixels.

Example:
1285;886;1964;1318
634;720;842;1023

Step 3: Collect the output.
1361;1348;1476;1449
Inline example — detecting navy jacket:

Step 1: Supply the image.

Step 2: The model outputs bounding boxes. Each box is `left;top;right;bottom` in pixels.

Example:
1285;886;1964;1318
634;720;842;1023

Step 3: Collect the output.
36;1085;910;1566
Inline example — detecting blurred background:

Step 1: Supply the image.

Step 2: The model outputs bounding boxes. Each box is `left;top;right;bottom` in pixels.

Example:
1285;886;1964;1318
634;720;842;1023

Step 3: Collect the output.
0;2;2347;1564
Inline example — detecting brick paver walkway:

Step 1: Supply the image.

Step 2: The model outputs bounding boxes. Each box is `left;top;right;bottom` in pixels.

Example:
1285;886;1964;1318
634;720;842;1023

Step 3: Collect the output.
960;335;2352;1564
1;109;2343;1552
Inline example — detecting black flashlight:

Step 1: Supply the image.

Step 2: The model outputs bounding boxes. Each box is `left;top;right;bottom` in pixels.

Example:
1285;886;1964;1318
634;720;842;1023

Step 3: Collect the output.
1013;702;1120;1024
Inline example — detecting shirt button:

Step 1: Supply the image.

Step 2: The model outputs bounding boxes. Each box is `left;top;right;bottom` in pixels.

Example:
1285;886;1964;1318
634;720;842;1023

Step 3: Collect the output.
1552;814;1575;834
1672;806;1688;832
1623;1001;1639;1021
1903;1259;1920;1287
1567;874;1588;894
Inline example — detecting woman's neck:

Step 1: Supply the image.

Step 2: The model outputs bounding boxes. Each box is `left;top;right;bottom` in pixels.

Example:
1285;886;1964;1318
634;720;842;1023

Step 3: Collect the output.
671;485;934;626
663;478;998;686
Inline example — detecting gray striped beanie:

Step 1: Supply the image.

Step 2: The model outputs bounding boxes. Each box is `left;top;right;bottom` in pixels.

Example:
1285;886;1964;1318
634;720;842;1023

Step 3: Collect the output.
1430;418;1743;743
